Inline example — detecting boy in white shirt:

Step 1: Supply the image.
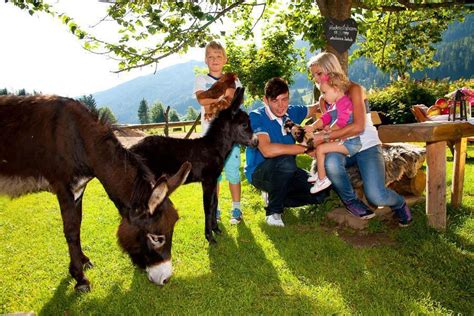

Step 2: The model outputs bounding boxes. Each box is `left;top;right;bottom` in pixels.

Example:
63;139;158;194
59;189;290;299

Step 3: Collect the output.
193;41;243;224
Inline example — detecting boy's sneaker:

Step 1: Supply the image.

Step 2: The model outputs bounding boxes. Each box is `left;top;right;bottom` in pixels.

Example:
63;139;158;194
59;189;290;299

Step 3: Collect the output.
393;202;412;227
229;208;242;225
344;199;376;220
216;209;221;222
266;213;284;227
310;176;332;194
261;191;269;207
307;172;319;183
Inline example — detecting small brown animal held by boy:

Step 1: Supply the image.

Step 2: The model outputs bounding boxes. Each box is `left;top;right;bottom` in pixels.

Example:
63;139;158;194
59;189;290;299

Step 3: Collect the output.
197;72;237;120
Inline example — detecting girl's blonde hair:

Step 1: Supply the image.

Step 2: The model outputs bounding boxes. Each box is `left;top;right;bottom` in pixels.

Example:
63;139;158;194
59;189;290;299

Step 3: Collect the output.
324;72;350;92
307;52;344;75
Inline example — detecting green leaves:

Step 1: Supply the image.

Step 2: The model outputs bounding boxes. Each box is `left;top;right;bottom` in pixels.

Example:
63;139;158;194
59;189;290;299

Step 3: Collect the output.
354;7;464;79
8;0;469;77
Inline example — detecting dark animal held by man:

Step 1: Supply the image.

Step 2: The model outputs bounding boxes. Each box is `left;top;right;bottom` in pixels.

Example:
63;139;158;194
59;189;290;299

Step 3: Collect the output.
131;87;258;243
284;118;315;150
0;95;191;291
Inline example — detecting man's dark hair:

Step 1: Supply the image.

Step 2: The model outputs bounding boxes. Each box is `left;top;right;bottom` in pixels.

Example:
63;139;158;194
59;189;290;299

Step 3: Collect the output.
264;77;289;100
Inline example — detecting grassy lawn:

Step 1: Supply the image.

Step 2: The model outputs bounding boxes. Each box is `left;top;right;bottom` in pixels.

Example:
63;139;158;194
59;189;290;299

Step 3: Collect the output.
0;144;473;315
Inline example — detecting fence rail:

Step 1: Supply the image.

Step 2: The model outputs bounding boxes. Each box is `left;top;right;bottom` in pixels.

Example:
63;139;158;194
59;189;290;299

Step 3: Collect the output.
115;120;200;131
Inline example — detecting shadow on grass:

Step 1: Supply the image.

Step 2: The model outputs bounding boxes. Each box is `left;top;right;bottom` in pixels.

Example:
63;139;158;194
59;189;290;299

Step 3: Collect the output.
39;222;315;314
206;221;316;313
446;203;474;252
261;210;474;314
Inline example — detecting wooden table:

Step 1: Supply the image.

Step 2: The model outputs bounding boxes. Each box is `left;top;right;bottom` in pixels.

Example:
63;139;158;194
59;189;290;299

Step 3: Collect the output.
378;120;474;230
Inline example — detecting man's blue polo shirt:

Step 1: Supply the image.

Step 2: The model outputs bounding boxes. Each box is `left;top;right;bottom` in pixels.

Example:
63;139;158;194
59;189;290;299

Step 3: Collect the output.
244;105;308;183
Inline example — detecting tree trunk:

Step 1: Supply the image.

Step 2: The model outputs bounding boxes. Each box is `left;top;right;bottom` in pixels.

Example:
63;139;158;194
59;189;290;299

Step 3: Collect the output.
316;0;352;74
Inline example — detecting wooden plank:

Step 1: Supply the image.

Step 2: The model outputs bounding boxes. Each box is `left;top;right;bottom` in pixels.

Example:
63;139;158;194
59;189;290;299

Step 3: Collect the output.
371;111;382;125
378;121;474;143
451;137;467;208
426;141;447;230
115;120;199;131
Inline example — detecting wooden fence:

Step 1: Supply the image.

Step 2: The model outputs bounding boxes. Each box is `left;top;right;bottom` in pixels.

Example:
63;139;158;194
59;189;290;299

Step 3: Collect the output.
114;113;202;138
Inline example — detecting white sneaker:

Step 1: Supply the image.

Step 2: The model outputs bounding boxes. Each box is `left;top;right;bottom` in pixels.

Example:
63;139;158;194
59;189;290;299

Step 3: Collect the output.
261;191;269;207
307;172;319;183
310;176;332;194
266;213;285;227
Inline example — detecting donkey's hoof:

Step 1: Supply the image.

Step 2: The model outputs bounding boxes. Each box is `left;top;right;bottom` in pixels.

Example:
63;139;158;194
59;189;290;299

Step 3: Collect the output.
206;235;217;244
212;226;222;235
75;283;91;292
83;261;94;270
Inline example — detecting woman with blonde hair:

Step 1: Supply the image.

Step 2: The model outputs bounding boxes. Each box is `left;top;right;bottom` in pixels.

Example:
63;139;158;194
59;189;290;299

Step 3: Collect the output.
305;52;412;226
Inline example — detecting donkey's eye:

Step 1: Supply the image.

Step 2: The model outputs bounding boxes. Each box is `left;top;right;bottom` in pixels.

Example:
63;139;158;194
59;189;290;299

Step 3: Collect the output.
242;123;248;128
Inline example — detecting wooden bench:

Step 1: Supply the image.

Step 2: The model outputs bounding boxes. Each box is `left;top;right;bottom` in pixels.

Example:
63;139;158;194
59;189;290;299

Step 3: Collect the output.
378;121;474;230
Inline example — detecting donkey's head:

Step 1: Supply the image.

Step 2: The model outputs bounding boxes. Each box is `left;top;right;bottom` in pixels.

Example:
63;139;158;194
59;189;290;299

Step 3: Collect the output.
213;87;258;148
117;161;191;286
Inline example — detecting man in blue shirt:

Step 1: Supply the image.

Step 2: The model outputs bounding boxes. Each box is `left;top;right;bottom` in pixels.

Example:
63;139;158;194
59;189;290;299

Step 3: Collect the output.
245;77;329;227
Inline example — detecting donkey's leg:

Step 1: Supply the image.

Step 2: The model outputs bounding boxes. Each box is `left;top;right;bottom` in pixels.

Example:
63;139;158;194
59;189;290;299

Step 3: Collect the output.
74;193;93;270
202;180;219;243
207;180;221;235
56;185;90;291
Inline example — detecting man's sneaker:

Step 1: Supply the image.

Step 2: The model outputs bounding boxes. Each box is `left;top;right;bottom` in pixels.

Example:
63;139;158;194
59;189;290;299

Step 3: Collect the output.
310;176;332;194
393;202;412;227
307;172;319;183
216;209;221;222
229;208;242;225
344;199;376;220
261;191;269;207
266;213;285;227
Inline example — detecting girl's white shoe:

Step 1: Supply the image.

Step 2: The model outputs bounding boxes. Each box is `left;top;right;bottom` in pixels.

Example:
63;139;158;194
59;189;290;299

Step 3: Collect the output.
307;172;319;183
310;176;332;194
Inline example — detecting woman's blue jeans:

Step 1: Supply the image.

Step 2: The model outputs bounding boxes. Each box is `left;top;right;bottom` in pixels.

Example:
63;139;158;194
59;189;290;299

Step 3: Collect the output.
251;155;329;216
325;145;405;209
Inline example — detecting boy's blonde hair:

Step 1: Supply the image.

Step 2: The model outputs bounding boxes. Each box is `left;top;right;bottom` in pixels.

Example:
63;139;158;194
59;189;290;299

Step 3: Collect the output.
205;40;227;58
307;52;344;75
323;72;350;92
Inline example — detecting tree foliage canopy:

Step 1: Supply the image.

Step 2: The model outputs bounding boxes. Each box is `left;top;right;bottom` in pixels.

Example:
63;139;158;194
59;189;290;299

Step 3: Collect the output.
149;101;165;123
9;0;470;98
138;98;149;124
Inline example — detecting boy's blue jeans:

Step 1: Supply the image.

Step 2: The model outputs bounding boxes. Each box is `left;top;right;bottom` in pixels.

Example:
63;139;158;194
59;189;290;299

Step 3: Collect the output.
251;155;329;216
325;145;405;209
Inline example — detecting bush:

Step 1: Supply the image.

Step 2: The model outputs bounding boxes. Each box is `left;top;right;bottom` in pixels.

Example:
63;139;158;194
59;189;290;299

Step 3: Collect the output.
367;78;474;124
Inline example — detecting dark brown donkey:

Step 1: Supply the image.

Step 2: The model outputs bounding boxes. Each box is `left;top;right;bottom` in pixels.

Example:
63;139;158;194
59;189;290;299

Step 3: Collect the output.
0;95;191;291
131;88;258;243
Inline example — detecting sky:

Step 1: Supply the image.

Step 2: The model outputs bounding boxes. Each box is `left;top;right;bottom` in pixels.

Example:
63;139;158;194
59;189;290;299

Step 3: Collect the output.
0;1;203;97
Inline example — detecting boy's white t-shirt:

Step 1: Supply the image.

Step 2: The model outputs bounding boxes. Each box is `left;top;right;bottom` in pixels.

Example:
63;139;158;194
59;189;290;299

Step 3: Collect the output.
193;74;242;133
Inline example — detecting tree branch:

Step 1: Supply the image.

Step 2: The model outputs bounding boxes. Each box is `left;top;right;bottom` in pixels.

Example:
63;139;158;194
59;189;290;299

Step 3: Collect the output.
110;0;246;73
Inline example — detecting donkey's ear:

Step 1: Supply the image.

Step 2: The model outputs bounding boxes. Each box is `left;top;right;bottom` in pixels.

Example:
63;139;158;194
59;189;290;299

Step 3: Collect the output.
148;176;168;215
166;161;192;195
230;87;245;113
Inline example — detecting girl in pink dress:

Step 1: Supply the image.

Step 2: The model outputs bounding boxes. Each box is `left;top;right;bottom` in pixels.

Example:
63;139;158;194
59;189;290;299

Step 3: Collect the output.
305;72;362;193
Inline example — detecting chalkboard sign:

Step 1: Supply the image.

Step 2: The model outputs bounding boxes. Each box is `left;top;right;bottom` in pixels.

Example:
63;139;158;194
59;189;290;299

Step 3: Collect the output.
324;18;358;54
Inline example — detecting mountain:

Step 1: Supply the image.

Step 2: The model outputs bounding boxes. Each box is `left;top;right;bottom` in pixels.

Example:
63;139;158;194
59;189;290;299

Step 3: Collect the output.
93;60;205;123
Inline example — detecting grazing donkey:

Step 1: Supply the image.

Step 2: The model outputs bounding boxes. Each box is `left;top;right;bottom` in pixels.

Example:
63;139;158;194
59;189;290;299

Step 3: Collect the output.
0;95;191;291
131;88;258;243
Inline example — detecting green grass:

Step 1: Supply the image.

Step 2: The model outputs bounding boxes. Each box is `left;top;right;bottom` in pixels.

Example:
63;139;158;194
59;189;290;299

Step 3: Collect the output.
1;145;473;315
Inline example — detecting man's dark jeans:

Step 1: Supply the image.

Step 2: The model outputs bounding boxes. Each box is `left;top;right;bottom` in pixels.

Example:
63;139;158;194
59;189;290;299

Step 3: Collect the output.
251;155;329;216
